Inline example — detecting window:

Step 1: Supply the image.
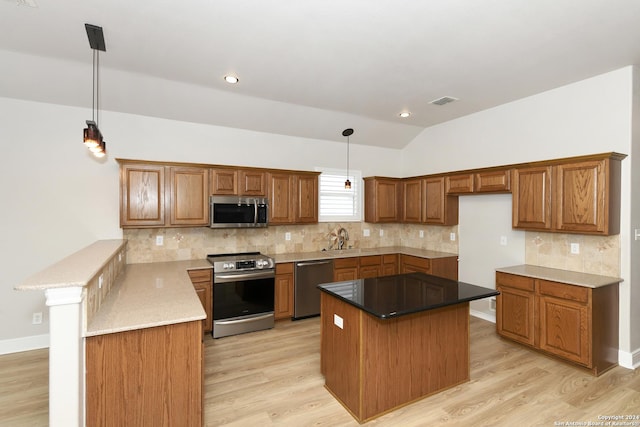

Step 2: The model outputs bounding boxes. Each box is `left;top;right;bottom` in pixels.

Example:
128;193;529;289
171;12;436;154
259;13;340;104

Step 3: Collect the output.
317;168;362;222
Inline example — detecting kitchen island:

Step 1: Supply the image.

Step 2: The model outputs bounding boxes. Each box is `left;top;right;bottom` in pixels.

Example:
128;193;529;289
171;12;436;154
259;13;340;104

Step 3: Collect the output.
318;273;499;423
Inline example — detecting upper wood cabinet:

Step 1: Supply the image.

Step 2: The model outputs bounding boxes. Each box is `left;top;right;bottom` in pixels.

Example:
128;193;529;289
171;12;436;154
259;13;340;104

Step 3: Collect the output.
446;170;510;194
268;171;320;225
513;154;623;235
554;159;617;234
169;166;209;226
120;163;166;227
210;168;266;196
294;174;319;223
445;174;474;194
402;179;423;223
423;177;458;225
512;166;553;231
364;177;402;223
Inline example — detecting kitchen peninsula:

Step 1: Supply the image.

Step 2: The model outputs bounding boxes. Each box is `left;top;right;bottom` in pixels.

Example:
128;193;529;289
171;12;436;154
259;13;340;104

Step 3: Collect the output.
318;273;499;423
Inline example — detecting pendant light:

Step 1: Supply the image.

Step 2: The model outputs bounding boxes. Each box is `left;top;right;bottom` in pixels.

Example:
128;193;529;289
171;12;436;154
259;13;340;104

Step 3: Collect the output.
342;128;354;189
83;24;107;158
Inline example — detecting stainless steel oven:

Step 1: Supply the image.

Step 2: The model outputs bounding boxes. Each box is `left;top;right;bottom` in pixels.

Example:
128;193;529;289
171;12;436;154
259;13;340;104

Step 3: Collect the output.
207;252;275;338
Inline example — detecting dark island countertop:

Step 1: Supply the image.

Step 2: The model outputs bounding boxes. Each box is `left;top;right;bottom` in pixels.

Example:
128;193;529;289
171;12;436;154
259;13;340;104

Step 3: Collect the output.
318;273;499;319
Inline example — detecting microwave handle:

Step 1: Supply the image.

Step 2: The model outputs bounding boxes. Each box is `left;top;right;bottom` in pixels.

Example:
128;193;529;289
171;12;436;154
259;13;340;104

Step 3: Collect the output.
254;199;258;225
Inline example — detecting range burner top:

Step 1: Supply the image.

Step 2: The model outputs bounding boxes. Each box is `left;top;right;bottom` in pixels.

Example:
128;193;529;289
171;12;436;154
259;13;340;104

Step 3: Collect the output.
207;252;274;272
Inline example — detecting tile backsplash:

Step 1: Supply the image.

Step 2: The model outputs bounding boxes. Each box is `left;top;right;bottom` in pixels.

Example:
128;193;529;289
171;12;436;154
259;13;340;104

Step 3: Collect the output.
123;225;620;277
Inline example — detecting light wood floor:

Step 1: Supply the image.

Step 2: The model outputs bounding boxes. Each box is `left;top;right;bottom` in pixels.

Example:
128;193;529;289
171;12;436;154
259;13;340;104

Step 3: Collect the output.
2;317;639;426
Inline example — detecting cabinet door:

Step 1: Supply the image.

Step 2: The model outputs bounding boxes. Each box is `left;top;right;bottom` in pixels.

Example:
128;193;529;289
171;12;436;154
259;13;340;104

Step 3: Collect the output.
120;163;165;227
364;178;401;223
399;255;430;274
402;179;423;223
424;177;458;225
334;267;358;281
295;174;319;223
269;173;294;224
274;263;294;320
188;269;213;333
169;167;209;226
496;285;535;346
445;174;474;194
555;160;606;234
512;166;553;230
239;170;266;196
474;169;511;193
538;294;590;366
210;168;238;195
359;265;381;279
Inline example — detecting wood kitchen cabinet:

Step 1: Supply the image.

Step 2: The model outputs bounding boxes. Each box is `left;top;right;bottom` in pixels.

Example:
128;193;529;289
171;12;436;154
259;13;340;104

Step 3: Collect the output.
169;166;209;226
268;171;320;225
474;169;511;193
402;178;423;223
381;254;398;276
512;153;624;235
445;173;474;194
334;257;359;281
188;268;213;333
364;177;402;223
210;168;266;196
119;163;166;227
399;254;458;280
424;176;458;225
496;270;619;375
86;320;203;426
275;263;294;320
119;160;209;228
359;255;382;278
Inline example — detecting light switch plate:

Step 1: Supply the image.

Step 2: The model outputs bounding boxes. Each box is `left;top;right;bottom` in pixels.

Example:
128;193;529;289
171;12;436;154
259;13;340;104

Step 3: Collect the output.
419;230;424;238
570;243;580;254
379;229;384;237
285;232;291;241
500;236;507;246
363;229;370;237
156;235;163;246
450;233;456;241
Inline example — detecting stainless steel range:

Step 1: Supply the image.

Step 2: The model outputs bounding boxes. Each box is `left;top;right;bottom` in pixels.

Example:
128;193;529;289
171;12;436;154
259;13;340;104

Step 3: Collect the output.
207;252;275;338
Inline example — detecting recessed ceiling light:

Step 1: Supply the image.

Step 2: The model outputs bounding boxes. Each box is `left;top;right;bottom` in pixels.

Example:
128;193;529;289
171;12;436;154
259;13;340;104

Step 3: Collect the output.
399;111;411;118
224;75;239;84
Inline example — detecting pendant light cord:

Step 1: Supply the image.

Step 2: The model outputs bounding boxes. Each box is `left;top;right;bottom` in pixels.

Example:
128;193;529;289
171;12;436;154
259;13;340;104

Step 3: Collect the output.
91;49;96;123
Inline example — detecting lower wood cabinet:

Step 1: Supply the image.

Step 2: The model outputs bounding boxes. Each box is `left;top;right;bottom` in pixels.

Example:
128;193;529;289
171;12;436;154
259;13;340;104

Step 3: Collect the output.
359;255;382;278
496;271;619;375
86;320;203;426
188;268;213;333
275;263;294;320
399;254;458;280
334;257;359;281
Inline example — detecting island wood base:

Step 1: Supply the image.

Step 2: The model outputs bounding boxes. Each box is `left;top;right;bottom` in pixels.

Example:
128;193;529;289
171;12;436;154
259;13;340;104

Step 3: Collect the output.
320;293;470;423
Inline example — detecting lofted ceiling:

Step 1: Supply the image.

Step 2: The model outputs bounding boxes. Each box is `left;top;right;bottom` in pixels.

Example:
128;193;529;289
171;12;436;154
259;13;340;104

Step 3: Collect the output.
1;0;640;149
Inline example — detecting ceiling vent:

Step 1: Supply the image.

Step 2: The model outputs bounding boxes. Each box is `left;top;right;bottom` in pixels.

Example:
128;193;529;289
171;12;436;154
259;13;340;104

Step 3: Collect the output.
429;96;458;106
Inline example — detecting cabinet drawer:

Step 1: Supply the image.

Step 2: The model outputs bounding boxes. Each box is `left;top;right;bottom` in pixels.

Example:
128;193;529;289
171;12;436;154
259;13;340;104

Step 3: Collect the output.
537;280;589;304
359;255;382;266
188;268;212;283
382;254;397;264
401;255;430;270
474;170;511;192
446;174;474;194
496;272;534;291
334;257;359;269
276;262;294;274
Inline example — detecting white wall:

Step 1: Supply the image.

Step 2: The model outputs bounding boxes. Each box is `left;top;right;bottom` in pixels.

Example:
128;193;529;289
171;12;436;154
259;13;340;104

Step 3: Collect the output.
0;96;403;348
402;66;637;364
459;194;525;321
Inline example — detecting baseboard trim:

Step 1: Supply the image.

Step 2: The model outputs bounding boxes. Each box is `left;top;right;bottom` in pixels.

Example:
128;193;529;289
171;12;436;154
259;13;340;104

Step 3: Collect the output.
618;347;640;370
0;334;49;355
470;310;496;324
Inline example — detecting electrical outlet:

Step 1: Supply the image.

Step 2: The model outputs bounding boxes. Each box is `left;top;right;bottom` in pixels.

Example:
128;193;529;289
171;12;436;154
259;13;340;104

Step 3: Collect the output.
363;229;370;237
379;229;384;237
98;274;104;289
32;312;42;325
500;236;507;246
570;243;580;254
419;230;424;238
285;232;291;241
333;314;344;329
156;235;164;246
450;233;456;241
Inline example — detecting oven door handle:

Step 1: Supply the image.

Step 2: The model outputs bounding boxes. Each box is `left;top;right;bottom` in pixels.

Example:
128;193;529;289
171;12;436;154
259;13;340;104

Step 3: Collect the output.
215;313;274;325
214;271;275;283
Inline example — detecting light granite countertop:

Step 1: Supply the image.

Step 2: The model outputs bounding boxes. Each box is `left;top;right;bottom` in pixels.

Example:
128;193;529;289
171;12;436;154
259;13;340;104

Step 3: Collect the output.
271;246;458;264
85;260;211;337
496;265;622;288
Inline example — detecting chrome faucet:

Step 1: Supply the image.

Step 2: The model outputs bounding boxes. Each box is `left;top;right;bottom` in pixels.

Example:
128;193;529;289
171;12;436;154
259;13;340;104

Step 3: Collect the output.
337;227;349;250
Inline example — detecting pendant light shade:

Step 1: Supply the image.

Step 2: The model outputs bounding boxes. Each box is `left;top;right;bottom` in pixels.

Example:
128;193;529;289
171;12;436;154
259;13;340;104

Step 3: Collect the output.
83;24;107;158
342;128;354;189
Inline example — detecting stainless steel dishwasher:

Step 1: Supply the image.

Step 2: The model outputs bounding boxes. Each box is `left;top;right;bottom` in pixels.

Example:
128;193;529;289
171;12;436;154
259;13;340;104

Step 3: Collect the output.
294;259;334;319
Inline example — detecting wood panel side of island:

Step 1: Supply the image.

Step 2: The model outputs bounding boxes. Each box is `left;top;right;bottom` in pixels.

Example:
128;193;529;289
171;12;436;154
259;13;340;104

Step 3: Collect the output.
86;320;203;427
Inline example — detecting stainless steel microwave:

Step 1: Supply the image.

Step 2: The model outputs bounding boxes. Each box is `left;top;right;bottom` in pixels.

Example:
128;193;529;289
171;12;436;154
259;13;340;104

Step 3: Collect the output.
209;196;269;228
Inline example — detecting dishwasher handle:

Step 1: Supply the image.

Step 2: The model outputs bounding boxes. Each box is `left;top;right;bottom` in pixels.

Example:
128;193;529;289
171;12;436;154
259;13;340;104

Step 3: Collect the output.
296;260;333;267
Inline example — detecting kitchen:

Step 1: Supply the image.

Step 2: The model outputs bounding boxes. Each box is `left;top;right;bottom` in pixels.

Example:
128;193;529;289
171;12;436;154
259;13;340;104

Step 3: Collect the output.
2;1;640;426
